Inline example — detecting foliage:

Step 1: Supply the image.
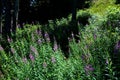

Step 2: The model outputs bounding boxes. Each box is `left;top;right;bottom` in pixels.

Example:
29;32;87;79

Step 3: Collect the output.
1;0;120;79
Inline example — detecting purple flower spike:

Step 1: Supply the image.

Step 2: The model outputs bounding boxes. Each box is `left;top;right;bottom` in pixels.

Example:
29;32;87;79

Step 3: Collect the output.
115;40;120;49
29;53;34;62
7;36;12;43
22;57;27;63
106;59;109;65
114;40;120;54
93;34;97;40
30;45;38;55
44;32;50;42
11;48;15;54
81;54;90;62
37;39;42;44
43;62;47;68
84;64;94;75
53;43;58;51
51;56;56;63
0;45;4;51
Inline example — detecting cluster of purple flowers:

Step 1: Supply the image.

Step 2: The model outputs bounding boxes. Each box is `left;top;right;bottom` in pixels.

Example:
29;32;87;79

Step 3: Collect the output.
84;64;94;75
51;56;56;63
29;53;34;62
44;32;50;42
30;45;38;56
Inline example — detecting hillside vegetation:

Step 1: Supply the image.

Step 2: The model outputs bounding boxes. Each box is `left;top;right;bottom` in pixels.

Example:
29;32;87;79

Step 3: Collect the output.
0;0;120;79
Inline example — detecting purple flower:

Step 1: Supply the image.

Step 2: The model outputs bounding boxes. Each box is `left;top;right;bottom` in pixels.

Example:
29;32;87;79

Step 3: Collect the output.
51;56;56;63
29;53;34;62
84;64;94;75
53;43;58;51
43;62;47;68
93;34;97;40
11;48;15;54
68;37;72;42
37;39;42;44
7;37;12;43
31;33;35;41
0;45;3;51
114;40;120;54
30;45;38;55
115;40;120;49
81;54;90;62
44;32;50;42
22;57;27;63
106;59;109;65
36;29;42;36
71;32;74;39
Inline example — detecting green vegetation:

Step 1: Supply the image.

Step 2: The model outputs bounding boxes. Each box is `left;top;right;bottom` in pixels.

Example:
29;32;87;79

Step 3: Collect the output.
0;0;120;79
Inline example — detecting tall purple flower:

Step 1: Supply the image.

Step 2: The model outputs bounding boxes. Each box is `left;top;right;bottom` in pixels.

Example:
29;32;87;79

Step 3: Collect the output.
106;59;109;65
84;64;94;75
37;39;42;44
81;54;90;62
0;45;3;51
11;48;15;54
22;57;27;63
30;45;38;56
7;36;12;43
114;40;120;54
36;29;42;36
93;34;97;40
51;56;56;63
31;33;35;41
43;62;47;68
44;32;50;42
29;53;34;62
71;32;74;39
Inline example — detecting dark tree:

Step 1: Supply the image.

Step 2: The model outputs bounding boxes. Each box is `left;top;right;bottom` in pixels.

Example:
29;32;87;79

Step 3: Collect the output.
19;0;30;26
12;0;19;36
2;0;11;38
116;0;120;4
0;0;2;34
72;0;77;21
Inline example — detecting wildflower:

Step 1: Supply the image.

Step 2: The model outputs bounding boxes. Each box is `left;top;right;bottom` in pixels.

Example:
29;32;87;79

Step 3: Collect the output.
30;45;38;56
7;37;12;43
37;39;42;44
36;29;42;36
93;34;97;40
22;57;27;63
114;40;120;54
0;45;3;51
71;32;74;39
53;43;58;51
43;62;47;68
11;48;15;54
51;56;56;63
106;59;109;65
81;53;90;62
44;32;50;42
53;38;58;51
68;37;72;42
29;53;34;62
31;33;35;41
84;64;94;75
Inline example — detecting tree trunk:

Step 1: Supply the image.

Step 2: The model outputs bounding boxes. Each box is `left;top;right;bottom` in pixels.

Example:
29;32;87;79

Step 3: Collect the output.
12;0;19;36
0;0;2;35
3;0;11;38
72;0;77;21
